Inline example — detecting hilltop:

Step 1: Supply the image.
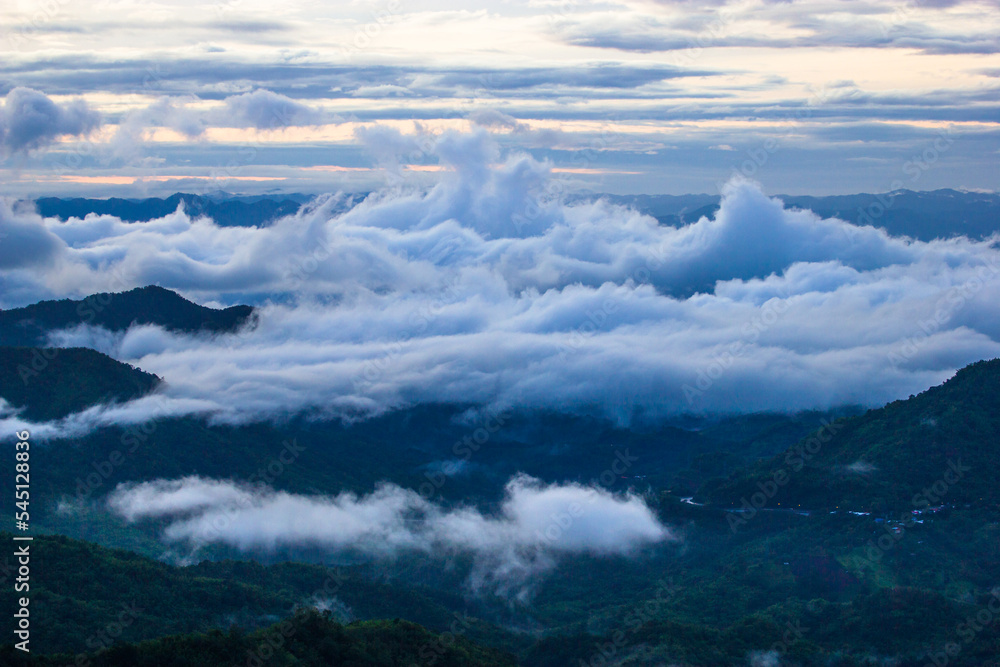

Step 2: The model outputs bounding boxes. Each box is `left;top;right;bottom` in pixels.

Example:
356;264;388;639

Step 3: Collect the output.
0;346;160;421
0;285;254;346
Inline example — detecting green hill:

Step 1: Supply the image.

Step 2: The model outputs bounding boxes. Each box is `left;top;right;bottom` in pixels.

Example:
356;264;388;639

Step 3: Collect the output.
0;285;254;346
0;346;160;421
1;611;517;667
3;527;1000;665
0;532;519;657
2;330;999;665
700;358;1000;511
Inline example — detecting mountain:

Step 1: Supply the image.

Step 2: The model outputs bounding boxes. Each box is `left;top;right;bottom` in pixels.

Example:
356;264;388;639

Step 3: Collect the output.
0;532;519;659
4;508;1000;666
32;193;308;228
31;190;1000;241
0;285;254;346
0;346;160;421
592;189;1000;241
779;190;1000;242
1;611;517;667
3;279;1000;666
700;358;1000;511
2;361;1000;664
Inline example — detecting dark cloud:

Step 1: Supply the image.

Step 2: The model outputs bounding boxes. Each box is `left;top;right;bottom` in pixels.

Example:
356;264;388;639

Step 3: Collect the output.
222;89;324;129
5;18;295;36
468;109;529;132
566;29;1000;55
431;64;711;90
0;200;64;269
0;87;101;156
0;57;715;100
558;9;1000;56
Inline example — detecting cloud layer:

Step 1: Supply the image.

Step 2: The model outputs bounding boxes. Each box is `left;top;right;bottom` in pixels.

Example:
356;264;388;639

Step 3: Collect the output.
2;130;1000;434
107;474;671;599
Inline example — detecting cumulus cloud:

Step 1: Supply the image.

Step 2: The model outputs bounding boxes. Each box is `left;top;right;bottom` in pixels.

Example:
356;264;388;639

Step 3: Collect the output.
0;199;65;269
105;89;329;162
466;109;569;148
222;89;324;130
0;87;101;156
107;474;672;599
2;129;1000;434
109;96;207;162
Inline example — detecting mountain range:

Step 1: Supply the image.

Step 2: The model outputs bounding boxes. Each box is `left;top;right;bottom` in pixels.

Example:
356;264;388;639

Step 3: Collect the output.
27;189;1000;243
2;285;999;665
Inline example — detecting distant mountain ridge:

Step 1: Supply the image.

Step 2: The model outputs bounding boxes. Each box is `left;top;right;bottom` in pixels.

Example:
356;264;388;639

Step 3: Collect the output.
29;190;1000;242
32;193;310;227
0;285;254;346
588;189;1000;241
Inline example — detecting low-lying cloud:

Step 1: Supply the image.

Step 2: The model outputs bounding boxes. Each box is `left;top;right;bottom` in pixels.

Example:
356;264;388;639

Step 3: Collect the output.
107;474;672;599
2;129;1000;433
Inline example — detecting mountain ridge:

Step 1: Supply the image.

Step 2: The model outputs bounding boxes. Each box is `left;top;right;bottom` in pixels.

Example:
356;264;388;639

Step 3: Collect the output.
0;346;161;421
699;358;1000;511
0;285;254;346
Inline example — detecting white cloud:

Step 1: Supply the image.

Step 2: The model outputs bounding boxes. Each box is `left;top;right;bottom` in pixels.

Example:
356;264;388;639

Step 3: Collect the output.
2;130;999;435
107;474;672;599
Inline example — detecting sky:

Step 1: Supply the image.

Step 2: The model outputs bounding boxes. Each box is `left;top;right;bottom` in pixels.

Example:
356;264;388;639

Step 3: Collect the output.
1;0;998;196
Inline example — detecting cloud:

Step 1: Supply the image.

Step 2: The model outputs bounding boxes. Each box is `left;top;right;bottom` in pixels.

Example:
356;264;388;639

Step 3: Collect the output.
2;130;1000;434
468;109;529;133
0;199;65;269
0;57;713;101
108;475;253;520
221;89;324;130
430;64;710;90
0;87;101;156
106;90;330;161
108;96;208;162
107;474;672;599
555;3;1000;56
